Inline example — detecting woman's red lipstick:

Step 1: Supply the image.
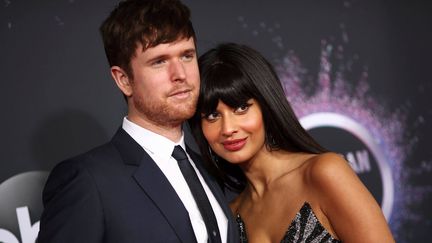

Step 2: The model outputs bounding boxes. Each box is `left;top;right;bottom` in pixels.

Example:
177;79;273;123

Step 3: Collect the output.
222;138;247;151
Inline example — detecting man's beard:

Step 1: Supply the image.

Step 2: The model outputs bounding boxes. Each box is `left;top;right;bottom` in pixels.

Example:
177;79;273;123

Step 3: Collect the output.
133;95;197;128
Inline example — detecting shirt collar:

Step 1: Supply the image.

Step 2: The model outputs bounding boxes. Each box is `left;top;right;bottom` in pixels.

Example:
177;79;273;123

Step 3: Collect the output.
122;117;186;161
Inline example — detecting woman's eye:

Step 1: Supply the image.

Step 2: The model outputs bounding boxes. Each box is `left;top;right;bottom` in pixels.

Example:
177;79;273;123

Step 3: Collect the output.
235;103;251;113
203;112;219;122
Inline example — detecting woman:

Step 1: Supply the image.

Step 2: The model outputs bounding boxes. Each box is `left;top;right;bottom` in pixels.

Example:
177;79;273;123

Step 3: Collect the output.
189;43;394;243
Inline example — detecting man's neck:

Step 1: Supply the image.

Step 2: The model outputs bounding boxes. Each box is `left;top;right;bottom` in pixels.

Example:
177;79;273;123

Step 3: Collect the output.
126;115;183;143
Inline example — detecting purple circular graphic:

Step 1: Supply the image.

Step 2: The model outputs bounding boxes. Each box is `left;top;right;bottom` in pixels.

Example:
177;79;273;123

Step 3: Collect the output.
275;40;409;235
300;112;394;219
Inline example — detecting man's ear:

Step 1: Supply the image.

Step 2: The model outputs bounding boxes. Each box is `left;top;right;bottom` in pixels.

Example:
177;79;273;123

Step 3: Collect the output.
111;66;133;96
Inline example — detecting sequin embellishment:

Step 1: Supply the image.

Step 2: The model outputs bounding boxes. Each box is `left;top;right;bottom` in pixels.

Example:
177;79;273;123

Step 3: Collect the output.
236;202;341;243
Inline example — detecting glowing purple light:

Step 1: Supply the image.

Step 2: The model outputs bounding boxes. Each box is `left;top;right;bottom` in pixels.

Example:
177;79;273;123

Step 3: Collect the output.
276;39;410;237
238;9;431;241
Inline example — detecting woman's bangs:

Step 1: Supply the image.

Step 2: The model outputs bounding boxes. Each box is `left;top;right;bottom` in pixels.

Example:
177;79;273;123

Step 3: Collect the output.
199;65;252;114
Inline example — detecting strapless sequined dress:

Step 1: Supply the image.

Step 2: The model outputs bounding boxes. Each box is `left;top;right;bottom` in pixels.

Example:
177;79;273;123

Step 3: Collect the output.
236;202;341;243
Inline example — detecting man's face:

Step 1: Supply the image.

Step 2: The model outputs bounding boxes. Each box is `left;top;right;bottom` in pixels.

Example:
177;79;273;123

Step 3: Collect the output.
124;38;200;128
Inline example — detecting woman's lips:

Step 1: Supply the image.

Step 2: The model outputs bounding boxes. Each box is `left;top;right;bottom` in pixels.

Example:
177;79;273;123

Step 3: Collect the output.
222;138;247;151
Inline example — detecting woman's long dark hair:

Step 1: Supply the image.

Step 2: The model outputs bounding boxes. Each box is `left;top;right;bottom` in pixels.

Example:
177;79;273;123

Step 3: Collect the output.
189;43;327;192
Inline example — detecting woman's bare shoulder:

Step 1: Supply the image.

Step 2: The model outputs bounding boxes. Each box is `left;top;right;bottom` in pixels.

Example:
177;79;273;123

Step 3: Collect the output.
303;152;355;189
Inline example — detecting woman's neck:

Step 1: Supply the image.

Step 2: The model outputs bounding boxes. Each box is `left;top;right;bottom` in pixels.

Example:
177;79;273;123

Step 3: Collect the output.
240;148;302;199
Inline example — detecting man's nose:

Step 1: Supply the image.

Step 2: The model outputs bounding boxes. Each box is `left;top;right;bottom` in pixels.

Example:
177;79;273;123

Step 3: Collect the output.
170;60;186;82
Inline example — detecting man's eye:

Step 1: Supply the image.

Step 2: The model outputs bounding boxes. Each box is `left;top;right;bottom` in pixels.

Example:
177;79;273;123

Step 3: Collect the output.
181;53;195;61
152;59;166;66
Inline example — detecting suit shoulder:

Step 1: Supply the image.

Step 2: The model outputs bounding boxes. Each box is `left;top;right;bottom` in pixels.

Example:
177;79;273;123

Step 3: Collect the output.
43;141;120;197
54;140;119;170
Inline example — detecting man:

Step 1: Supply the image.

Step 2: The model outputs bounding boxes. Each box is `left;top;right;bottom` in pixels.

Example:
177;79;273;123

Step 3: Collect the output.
37;0;238;242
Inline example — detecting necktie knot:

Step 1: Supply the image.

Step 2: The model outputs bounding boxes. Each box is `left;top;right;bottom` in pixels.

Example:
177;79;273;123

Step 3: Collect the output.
172;145;188;161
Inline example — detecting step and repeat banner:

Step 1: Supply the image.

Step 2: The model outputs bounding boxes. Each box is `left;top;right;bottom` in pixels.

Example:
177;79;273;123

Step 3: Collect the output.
1;1;431;242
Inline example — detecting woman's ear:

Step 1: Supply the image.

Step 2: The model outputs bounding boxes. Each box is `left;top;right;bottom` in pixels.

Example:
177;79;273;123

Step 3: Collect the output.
111;66;133;96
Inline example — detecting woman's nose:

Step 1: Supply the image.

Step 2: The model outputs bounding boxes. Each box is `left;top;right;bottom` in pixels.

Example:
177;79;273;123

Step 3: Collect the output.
221;116;237;137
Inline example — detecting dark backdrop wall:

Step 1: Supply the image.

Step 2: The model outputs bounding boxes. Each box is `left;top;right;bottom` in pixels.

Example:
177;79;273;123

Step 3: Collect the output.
1;1;431;242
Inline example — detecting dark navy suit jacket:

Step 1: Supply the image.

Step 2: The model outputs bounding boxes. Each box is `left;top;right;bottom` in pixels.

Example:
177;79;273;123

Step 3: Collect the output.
38;128;239;243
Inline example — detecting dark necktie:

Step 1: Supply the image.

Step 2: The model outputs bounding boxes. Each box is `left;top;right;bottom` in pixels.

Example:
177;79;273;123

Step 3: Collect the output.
172;145;222;243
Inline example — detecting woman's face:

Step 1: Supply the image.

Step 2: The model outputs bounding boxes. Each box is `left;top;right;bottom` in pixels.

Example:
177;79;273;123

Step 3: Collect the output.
201;99;266;164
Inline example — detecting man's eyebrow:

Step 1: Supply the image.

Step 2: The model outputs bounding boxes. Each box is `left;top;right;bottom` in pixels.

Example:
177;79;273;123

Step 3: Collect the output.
182;48;197;54
146;54;169;64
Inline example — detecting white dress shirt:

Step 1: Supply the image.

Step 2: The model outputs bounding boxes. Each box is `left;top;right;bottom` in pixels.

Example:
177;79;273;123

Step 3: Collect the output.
122;117;228;243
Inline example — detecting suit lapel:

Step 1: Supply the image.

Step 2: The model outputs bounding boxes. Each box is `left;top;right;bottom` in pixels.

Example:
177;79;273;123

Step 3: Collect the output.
187;147;240;243
133;154;197;243
112;128;197;243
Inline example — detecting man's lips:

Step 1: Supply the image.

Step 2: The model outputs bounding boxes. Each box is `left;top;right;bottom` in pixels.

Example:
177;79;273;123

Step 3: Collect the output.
169;89;192;99
222;138;247;151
